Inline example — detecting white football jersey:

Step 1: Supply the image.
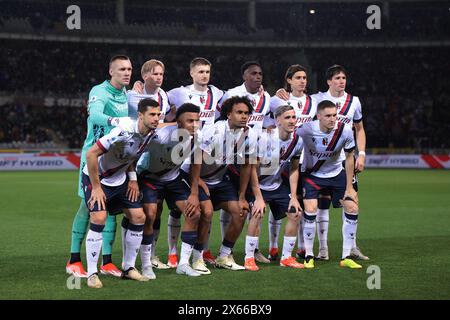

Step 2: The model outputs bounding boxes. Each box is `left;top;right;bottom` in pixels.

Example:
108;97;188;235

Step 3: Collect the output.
183;120;258;185
126;87;170;123
269;93;317;128
258;129;303;191
167;84;224;128
219;83;271;131
83;121;156;186
296;120;355;178
137;125;201;182
312;91;362;126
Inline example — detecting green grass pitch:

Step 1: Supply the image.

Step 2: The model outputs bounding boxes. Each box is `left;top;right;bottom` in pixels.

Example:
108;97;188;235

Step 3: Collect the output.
0;169;449;300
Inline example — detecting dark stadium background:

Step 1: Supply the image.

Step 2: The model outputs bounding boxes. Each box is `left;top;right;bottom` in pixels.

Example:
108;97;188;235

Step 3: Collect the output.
1;0;449;152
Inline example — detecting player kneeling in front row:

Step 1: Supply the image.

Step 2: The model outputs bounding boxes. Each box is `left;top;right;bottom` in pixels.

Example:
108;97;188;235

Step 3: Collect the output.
82;98;159;288
297;100;362;269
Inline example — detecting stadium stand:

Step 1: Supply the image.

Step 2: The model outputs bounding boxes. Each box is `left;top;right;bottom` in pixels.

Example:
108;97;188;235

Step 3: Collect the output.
0;0;449;151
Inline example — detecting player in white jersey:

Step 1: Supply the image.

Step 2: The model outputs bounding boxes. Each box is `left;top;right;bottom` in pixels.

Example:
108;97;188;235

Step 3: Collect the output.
267;64;318;261
123;59;173;270
219;61;271;131
310;65;368;261
81;98;159;288
166;57;224;266
243;105;305;271
218;61;272;264
296;100;363;269
168;57;224;129
127;59;171;122
136;103;210;277
184;96;263;270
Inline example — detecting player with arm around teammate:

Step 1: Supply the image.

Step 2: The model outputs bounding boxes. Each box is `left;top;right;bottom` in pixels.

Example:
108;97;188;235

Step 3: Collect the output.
267;64;317;261
165;57;224;267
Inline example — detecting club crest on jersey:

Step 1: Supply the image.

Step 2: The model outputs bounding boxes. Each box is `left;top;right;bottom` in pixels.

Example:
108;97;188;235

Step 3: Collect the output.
250;99;256;107
322;138;328;146
298;101;303;110
200;96;205;104
188;94;193;100
336;102;341;110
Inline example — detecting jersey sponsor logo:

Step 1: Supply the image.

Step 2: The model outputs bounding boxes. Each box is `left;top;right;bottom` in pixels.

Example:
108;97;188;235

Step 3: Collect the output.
199;111;215;118
296;116;313;126
309;150;339;158
247;114;265;123
338;115;352;124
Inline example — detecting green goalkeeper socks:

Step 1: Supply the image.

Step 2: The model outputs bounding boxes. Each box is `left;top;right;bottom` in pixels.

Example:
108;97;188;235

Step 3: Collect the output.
70;200;90;258
102;214;117;256
70;200;117;260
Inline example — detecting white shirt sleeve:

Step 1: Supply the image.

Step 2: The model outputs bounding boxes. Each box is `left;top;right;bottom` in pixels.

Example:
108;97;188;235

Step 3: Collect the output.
343;125;356;152
167;87;186;109
96;127;126;152
353;96;363;122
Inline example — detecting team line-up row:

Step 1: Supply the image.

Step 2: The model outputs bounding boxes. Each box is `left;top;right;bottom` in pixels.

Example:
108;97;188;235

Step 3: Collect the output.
66;56;369;288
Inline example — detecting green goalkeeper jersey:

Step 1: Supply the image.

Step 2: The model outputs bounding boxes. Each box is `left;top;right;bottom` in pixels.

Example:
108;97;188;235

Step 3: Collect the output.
78;80;129;197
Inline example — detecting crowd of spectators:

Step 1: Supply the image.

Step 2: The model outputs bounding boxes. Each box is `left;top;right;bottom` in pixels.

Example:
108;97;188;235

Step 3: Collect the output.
1;38;449;151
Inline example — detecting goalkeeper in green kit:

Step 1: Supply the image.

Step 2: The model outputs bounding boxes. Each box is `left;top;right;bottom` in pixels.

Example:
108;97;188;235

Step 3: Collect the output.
66;55;134;278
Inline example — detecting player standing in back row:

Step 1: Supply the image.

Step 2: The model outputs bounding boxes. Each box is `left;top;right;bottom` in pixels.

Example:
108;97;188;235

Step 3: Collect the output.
219;61;272;264
267;64;317;261
311;65;368;261
166;57;224;267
